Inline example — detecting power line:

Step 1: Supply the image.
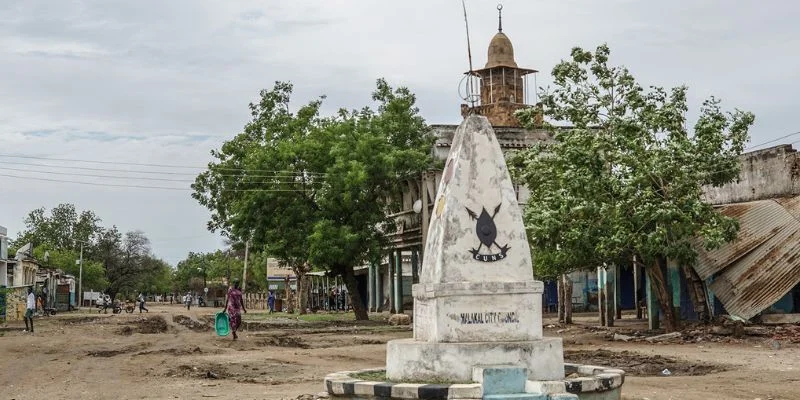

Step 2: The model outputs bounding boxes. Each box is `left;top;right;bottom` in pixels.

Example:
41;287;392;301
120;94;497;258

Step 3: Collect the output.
0;173;319;192
0;172;189;191
2;167;193;183
0;153;327;176
1;165;325;183
744;131;800;151
0;160;323;179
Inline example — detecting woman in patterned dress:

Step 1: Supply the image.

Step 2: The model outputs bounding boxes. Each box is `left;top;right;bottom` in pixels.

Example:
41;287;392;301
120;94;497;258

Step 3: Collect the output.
223;279;246;340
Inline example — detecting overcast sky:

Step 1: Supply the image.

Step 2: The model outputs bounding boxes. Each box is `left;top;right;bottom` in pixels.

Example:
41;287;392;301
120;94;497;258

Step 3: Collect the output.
1;1;798;265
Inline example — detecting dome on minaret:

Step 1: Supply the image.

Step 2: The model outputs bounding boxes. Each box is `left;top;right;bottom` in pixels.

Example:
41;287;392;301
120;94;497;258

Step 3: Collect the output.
485;32;518;69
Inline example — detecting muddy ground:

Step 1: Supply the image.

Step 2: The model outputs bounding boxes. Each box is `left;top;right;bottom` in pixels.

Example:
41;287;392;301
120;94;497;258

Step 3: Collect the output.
0;306;797;400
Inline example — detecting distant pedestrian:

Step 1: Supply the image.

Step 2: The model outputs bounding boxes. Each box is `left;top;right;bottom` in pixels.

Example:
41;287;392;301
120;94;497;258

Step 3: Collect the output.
267;291;275;314
184;292;192;310
137;293;149;313
223;280;246;340
24;287;35;333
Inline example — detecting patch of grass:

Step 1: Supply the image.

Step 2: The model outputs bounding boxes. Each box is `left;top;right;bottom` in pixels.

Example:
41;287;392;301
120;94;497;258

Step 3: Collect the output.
349;370;472;385
351;370;388;382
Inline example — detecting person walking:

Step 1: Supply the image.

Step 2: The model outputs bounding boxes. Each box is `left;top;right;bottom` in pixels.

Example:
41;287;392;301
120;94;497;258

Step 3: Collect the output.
223;280;246;340
184;292;192;310
24;286;35;333
137;292;149;313
267;291;275;314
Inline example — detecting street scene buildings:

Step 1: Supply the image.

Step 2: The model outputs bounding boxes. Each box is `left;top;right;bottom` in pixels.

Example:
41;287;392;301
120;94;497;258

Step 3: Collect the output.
0;4;798;400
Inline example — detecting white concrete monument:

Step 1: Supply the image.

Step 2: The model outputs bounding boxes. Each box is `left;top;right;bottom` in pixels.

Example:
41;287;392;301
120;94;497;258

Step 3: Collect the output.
386;115;564;382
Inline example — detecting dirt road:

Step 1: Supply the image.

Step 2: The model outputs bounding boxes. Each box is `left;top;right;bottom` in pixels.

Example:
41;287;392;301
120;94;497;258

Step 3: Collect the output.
0;306;797;399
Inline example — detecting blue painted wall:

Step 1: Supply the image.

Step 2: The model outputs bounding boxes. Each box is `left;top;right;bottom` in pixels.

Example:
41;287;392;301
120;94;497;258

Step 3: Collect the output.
619;266;635;310
544;280;558;312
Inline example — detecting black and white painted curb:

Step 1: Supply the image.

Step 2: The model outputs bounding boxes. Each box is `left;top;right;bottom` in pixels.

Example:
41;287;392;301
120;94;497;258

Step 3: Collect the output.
562;363;625;394
324;369;481;399
324;365;625;399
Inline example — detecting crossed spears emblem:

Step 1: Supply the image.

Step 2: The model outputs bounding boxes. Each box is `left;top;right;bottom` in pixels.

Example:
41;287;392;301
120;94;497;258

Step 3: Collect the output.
465;203;510;262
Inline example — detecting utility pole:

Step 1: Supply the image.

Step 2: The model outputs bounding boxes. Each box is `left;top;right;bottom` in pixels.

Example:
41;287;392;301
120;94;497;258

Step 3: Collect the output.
78;241;84;308
242;240;249;292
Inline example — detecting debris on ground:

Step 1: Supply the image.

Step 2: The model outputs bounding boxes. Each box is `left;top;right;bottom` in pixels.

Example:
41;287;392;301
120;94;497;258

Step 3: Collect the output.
646;332;682;343
136;316;168;334
564;349;725;377
254;336;309;348
290;394;329;400
174;315;211;332
388;314;411;326
595;321;800;345
613;333;634;342
116;316;168;335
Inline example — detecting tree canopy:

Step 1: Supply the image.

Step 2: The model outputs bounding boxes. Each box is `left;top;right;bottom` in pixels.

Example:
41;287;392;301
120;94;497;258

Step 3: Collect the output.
513;44;754;330
12;203;101;250
10;203;170;300
192;79;433;319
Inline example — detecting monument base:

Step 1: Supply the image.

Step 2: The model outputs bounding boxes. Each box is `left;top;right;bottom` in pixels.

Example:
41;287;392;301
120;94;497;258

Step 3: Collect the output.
385;337;564;382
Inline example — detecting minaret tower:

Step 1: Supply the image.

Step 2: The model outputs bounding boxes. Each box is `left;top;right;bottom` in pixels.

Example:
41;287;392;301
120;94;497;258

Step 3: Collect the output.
461;5;538;127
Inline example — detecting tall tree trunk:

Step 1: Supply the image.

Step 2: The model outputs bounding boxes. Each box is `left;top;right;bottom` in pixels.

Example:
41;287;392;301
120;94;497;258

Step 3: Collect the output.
296;271;307;315
645;259;677;332
557;277;565;323
681;263;709;323
342;265;368;320
634;259;642;319
563;274;573;324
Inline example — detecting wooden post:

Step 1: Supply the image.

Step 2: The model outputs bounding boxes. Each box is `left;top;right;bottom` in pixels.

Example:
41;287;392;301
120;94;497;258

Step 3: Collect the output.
597;266;606;326
324;275;329;310
388;252;396;314
614;263;622;320
368;263;375;312
395;250;403;313
563;274;573;324
606;265;614;327
372;263;379;312
310;276;315;310
377;263;384;312
634;256;642;319
646;268;660;330
557;277;565;322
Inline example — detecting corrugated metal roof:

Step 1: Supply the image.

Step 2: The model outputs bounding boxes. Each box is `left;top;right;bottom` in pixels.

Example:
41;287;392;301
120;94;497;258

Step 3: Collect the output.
694;200;786;280
694;197;800;320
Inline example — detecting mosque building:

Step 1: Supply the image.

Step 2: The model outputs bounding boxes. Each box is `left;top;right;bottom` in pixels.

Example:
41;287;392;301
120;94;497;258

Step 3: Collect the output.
369;9;552;313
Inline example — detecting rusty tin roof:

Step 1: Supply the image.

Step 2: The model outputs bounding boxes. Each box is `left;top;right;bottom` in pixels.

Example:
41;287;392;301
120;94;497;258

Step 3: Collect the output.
694;198;800;320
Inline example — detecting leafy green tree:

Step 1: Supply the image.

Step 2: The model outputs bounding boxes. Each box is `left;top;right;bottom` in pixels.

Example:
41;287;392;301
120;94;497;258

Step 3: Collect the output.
11;204;168;301
95;227;161;300
31;246;107;291
174;250;243;292
193;79;433;320
513;44;754;331
136;257;173;295
12;203;101;250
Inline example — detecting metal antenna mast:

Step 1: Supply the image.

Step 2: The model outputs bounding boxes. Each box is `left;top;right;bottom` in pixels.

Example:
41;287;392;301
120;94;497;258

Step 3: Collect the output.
461;0;477;109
